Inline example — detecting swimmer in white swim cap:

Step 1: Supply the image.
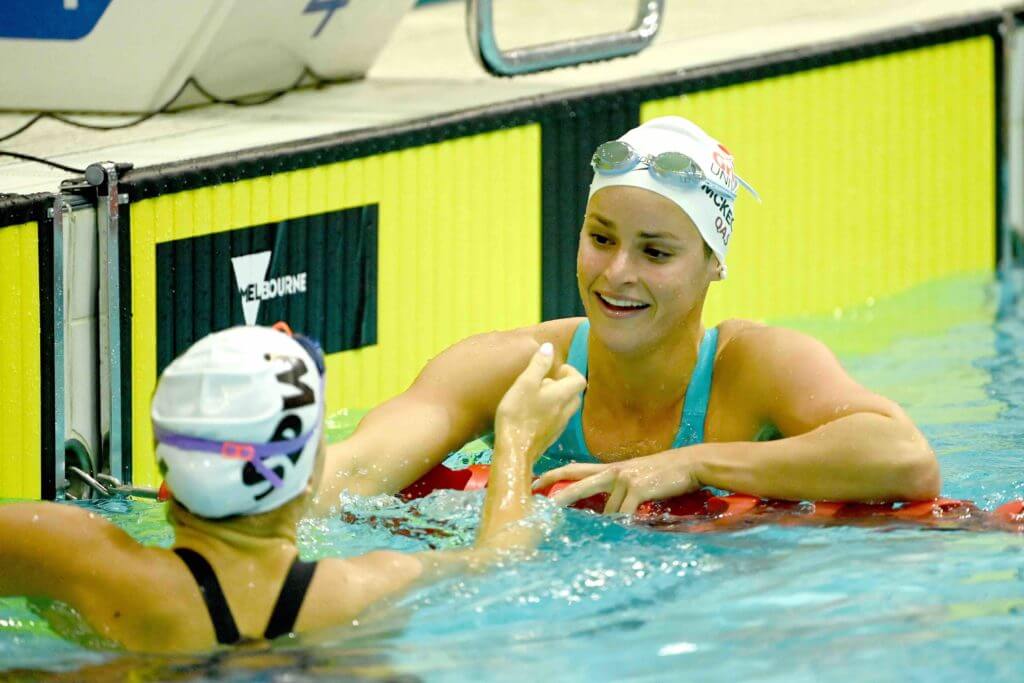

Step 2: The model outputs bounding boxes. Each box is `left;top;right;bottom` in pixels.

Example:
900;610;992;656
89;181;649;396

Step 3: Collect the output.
0;324;585;652
151;322;326;519
321;115;939;513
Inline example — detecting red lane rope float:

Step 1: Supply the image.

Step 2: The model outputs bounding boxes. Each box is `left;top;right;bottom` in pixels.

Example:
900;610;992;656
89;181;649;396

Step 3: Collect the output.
400;464;1024;533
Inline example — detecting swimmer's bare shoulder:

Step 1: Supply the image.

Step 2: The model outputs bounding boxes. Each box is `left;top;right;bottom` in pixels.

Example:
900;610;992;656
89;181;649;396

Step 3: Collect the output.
291;553;422;629
0;501;216;651
298;544;517;630
317;318;583;502
708;319;908;441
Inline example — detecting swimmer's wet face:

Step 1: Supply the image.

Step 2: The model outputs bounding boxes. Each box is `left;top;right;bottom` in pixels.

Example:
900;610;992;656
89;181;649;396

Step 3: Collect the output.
578;185;720;355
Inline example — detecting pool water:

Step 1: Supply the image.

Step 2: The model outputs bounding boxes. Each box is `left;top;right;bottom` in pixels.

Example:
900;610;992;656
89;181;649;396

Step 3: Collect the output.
2;272;1023;681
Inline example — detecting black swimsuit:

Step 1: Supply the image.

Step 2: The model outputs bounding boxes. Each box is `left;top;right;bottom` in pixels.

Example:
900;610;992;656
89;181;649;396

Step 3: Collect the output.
173;547;318;644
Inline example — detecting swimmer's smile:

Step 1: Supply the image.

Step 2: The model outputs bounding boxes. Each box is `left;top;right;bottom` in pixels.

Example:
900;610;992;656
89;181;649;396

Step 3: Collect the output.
595;291;651;318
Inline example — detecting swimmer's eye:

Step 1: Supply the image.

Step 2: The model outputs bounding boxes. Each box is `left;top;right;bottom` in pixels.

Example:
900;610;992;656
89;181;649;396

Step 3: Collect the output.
644;247;672;261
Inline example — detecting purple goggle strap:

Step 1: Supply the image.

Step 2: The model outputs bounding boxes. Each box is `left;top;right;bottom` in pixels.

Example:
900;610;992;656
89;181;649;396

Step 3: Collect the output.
153;425;314;489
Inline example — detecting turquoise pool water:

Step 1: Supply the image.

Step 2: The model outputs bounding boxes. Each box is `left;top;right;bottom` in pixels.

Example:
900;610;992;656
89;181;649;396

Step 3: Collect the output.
2;272;1023;681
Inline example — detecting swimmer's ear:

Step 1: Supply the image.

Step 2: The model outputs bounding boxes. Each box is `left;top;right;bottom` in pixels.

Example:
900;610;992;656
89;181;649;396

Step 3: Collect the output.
708;257;726;282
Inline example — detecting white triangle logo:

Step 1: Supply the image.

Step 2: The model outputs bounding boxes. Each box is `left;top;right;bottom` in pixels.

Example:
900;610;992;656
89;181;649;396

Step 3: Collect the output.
231;251;272;326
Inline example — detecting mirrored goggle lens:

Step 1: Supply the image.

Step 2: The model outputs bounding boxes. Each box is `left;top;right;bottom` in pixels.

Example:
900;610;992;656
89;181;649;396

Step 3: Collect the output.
592;140;636;172
650;152;701;181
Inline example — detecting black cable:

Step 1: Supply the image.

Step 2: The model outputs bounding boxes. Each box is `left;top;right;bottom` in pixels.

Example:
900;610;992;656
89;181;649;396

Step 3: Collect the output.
0;67;331;142
0;151;86;173
0;67;335;172
28;75;198;134
189;67;316;107
0;114;45;144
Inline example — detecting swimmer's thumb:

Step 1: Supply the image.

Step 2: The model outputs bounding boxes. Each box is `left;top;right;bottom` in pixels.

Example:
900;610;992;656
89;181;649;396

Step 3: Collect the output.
520;342;555;385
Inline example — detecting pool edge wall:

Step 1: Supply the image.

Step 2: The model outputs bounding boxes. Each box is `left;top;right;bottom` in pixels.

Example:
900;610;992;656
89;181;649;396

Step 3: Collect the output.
0;12;1003;493
0;195;55;500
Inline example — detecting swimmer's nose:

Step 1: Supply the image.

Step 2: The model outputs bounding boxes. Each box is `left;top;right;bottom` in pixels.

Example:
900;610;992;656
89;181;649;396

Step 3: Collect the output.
603;248;637;286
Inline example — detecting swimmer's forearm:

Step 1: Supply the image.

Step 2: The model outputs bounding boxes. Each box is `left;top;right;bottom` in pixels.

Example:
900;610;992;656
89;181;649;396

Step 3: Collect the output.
475;432;541;551
403;437;541;585
692;412;939;502
316;398;473;508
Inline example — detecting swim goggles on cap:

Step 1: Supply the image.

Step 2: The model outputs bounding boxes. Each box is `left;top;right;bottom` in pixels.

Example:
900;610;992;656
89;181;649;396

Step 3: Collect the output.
155;322;325;490
591;140;737;200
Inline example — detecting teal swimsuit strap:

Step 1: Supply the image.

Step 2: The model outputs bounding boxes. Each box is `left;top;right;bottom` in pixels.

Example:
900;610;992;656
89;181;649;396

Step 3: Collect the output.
547;320;718;459
674;327;719;448
557;319;593;458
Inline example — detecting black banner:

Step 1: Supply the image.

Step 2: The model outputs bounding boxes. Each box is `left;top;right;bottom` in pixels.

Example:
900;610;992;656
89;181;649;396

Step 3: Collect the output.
156;204;378;374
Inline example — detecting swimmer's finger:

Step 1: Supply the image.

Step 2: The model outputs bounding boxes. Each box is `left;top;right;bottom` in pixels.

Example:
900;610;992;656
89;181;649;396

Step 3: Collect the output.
604;478;628;514
552;364;580;381
550;470;616;506
532;463;605;491
542;369;587;402
561;364;587;387
562;395;581;423
619;490;645;516
515;343;555;387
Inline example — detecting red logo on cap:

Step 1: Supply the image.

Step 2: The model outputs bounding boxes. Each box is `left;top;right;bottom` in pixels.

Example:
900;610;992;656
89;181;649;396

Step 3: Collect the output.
221;442;256;461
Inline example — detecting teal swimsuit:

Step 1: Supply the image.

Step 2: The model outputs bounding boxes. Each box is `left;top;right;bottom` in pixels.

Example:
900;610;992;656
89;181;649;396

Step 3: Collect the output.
532;320;720;475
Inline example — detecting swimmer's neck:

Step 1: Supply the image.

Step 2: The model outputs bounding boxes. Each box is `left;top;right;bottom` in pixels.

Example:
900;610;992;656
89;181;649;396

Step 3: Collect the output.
170;502;299;559
586;315;706;415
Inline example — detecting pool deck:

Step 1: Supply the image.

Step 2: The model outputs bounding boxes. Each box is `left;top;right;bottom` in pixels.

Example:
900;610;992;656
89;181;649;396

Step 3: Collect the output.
0;0;1017;195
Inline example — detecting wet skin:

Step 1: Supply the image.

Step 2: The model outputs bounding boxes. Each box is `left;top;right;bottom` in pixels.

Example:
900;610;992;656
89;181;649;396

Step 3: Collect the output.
320;185;939;513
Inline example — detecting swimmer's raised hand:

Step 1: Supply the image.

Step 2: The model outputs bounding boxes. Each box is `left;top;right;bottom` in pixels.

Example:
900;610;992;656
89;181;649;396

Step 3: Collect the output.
472;343;585;554
494;342;587;457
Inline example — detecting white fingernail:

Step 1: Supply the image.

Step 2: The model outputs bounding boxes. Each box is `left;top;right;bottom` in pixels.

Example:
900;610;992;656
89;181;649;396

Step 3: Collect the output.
539;342;553;356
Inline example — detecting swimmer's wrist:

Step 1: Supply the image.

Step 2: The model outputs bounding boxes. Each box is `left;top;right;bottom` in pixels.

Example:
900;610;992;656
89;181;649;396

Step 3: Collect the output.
675;446;709;487
493;421;546;458
493;429;544;465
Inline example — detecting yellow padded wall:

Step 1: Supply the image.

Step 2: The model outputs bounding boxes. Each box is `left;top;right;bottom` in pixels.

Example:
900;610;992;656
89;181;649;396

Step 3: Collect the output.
0;222;41;499
129;125;541;485
642;37;996;324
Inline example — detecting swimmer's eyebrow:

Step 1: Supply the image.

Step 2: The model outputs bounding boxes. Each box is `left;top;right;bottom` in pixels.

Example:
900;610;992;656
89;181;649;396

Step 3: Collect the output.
586;214;679;242
638;231;680;242
584;212;615;227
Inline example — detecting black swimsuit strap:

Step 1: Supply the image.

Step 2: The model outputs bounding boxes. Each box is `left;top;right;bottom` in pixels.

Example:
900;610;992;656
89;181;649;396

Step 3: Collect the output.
264;555;318;640
173;547;241;645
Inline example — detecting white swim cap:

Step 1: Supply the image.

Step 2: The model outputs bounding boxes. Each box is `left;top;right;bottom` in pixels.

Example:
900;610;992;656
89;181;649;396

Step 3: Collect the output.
151;325;324;519
588;116;758;269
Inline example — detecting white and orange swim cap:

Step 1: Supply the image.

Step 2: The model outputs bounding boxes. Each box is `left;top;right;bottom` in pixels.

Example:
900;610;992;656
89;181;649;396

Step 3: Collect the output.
151;325;324;519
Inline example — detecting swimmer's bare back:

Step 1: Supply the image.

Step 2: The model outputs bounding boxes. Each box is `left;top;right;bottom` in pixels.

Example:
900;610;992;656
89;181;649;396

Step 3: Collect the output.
0;345;584;653
0;503;425;652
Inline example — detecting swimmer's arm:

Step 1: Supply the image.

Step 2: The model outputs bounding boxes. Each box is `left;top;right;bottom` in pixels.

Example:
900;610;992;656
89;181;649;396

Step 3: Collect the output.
327;429;548;613
315;329;554;509
694;326;939;502
0;503;138;604
413;345;585;572
334;347;583;604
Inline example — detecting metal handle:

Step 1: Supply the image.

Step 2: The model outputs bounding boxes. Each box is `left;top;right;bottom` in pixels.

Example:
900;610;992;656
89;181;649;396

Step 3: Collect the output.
467;0;664;77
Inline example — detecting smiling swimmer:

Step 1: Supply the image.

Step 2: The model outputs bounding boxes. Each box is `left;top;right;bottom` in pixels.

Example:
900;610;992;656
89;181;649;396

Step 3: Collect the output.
0;325;584;652
319;116;939;514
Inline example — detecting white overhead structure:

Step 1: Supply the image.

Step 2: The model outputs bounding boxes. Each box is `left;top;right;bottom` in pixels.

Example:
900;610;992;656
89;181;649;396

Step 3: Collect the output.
0;0;416;112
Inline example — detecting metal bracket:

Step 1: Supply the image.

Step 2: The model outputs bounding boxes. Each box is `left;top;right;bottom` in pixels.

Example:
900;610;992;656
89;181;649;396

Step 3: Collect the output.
467;0;664;77
51;196;68;499
91;161;132;485
65;469;159;500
